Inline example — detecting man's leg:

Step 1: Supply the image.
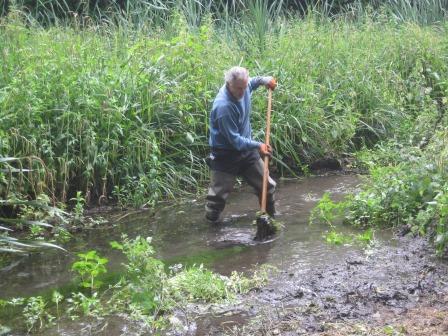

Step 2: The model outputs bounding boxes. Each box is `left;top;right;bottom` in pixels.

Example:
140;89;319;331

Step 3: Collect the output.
241;158;277;216
205;170;236;222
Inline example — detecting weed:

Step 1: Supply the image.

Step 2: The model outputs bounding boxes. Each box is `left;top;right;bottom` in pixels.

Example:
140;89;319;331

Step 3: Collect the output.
23;296;55;332
356;228;375;244
71;250;108;292
66;292;103;319
324;230;353;245
70;191;85;222
310;193;349;227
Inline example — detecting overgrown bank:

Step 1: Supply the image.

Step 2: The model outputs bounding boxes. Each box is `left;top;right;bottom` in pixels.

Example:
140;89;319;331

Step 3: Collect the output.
312;126;448;254
2;12;447;208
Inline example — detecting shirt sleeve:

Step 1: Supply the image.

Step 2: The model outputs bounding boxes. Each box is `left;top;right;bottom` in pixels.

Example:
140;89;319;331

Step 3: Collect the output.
248;76;269;93
217;106;261;151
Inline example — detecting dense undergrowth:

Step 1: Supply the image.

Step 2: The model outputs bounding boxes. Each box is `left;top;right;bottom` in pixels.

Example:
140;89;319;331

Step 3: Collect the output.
1;1;448;248
2;10;447;203
311;126;448;254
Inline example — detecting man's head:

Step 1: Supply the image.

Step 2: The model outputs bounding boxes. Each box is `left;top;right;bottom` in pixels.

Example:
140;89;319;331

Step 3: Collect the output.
225;66;249;100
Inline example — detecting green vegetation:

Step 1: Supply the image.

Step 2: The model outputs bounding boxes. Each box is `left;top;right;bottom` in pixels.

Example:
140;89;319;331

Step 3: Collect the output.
324;230;352;245
1;0;448;333
0;236;271;333
323;228;374;245
311;195;375;246
2;2;447;204
71;250;108;291
311;129;448;254
1;0;447;251
349;131;448;254
310;192;348;227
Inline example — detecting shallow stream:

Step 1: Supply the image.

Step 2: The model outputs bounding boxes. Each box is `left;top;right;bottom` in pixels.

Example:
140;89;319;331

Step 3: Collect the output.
1;175;363;300
4;174;446;335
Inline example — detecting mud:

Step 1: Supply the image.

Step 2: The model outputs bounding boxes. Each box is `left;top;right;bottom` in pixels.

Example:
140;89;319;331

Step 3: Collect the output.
190;235;448;335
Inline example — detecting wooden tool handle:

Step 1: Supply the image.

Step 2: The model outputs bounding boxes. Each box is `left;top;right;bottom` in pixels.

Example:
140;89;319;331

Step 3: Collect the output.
260;89;272;213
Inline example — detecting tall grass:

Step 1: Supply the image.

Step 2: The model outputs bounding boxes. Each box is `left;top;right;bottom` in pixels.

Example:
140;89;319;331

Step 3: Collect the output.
385;0;448;25
1;2;448;208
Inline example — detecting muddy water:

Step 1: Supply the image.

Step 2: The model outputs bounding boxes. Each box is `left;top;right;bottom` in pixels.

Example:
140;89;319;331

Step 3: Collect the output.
0;175;363;301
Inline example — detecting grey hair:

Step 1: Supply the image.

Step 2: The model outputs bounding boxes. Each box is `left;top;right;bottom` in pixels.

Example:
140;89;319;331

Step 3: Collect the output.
224;66;249;84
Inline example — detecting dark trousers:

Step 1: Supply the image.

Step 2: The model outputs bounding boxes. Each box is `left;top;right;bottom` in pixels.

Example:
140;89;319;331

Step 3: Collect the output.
205;148;276;221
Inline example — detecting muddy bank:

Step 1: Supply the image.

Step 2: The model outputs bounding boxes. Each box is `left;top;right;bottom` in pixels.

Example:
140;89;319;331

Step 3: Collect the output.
192;235;448;335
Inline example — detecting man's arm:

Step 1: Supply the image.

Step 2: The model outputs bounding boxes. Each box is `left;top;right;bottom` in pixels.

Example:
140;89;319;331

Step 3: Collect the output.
248;76;277;93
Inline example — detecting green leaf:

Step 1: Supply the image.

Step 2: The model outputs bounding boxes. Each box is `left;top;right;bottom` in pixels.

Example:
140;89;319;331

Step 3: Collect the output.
110;241;123;250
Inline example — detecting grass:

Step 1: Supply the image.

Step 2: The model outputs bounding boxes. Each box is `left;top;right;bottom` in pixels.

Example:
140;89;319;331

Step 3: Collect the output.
2;8;447;208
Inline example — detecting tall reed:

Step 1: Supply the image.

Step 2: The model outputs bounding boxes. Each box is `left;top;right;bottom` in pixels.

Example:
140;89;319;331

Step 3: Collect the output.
1;2;447;207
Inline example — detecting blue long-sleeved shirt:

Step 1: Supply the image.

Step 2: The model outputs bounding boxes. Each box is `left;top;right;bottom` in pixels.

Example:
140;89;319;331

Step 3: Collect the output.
209;77;265;151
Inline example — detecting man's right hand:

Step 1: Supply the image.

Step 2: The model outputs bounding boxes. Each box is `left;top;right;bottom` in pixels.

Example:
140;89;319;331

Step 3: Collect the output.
263;77;277;91
259;143;272;156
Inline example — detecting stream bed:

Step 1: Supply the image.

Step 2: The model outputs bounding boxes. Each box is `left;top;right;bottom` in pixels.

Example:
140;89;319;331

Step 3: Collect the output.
1;174;447;335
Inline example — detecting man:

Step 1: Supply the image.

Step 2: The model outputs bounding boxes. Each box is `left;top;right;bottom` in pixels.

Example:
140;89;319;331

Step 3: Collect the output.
205;66;277;223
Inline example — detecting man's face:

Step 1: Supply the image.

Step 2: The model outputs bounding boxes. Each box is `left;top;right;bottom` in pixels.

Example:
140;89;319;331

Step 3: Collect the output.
228;78;248;100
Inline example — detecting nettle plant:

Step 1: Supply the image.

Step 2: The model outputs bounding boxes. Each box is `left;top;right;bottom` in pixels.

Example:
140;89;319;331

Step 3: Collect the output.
70;191;85;222
71;250;108;292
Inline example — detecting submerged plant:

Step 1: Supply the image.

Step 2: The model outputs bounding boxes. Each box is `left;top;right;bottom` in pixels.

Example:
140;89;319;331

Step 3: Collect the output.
324;230;352;245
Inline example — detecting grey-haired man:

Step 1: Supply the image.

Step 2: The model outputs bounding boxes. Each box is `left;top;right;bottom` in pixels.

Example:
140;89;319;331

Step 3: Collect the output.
205;66;277;223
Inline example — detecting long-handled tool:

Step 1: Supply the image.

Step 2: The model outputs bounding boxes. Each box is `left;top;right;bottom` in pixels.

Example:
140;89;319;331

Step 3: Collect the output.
255;88;277;241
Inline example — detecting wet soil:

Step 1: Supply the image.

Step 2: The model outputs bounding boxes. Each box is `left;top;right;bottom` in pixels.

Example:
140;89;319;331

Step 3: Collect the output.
193;236;448;336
